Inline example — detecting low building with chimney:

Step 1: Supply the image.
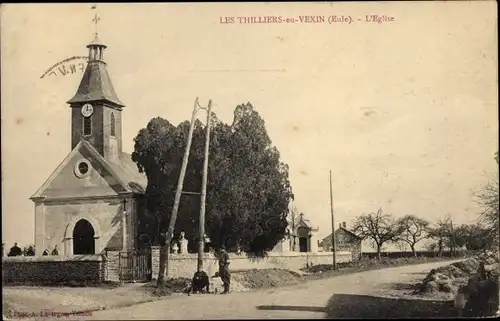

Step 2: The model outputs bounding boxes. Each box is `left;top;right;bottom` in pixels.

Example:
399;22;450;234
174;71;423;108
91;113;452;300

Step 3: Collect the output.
319;222;362;261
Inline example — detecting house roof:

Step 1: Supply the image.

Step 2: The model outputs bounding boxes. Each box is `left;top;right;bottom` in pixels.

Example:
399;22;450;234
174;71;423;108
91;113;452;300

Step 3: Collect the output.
67;61;124;107
30;140;146;200
321;227;362;242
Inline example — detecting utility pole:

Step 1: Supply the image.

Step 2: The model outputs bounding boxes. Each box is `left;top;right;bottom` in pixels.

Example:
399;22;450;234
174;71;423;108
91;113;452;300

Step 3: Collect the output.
450;219;455;257
329;170;337;270
158;98;199;285
197;100;212;272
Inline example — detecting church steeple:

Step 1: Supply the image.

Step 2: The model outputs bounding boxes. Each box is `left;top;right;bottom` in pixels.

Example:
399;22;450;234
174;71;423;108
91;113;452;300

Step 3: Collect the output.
67;33;124;107
87;34;106;62
67;7;124;162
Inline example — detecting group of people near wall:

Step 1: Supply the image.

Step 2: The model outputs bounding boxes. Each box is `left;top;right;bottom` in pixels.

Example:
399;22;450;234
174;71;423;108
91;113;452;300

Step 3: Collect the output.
3;242;59;257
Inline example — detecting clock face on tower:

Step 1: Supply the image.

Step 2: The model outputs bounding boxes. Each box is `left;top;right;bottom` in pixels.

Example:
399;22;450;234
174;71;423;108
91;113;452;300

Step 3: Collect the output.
81;103;94;117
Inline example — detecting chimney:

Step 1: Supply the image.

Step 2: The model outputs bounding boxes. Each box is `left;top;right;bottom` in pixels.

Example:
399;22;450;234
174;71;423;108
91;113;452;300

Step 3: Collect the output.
342;222;346;228
338;223;342;229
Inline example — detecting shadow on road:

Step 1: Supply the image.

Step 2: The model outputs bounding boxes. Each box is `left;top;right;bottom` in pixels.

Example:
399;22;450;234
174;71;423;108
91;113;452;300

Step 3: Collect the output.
256;294;457;318
325;293;457;318
256;305;326;313
406;271;428;276
380;282;417;291
255;293;499;318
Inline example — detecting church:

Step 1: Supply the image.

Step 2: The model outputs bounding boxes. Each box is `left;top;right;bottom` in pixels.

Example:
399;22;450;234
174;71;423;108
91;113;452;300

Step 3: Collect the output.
30;33;147;257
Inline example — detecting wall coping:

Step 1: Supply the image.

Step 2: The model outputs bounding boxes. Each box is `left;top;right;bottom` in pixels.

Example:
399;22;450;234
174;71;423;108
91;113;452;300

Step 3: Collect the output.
153;251;351;259
149;246;349;256
2;254;104;263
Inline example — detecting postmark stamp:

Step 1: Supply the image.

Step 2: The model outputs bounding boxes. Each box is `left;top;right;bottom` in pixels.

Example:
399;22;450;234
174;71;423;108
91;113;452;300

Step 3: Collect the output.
40;56;88;79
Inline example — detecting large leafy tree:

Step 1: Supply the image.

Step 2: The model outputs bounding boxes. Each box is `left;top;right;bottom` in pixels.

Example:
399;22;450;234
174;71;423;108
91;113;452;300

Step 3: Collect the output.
132;102;294;255
204;103;293;253
132;117;205;248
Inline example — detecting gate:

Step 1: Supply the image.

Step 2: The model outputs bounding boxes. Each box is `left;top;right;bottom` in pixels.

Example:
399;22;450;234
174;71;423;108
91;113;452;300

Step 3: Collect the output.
119;249;152;282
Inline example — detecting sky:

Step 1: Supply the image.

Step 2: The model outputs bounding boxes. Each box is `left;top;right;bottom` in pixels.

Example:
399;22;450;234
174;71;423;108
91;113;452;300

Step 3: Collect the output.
1;2;498;251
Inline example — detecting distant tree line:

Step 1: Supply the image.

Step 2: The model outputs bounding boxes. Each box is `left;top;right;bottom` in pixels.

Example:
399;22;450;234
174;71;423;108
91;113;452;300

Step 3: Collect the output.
361;251;463;260
352;151;499;260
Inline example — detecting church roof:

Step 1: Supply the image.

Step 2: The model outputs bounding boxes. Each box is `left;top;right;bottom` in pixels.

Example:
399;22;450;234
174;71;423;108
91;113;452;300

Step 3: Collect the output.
300;217;313;228
67;61;124;107
30;140;146;200
107;152;148;194
78;140;147;193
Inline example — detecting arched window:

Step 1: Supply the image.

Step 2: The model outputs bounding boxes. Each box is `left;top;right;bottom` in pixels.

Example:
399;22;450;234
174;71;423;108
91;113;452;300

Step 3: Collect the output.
83;116;92;136
110;113;116;137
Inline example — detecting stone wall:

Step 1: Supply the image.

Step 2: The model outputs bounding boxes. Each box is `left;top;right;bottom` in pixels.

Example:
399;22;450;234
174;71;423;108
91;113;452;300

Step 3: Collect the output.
3;249;353;285
336;242;362;261
150;247;352;280
103;249;121;282
2;255;105;285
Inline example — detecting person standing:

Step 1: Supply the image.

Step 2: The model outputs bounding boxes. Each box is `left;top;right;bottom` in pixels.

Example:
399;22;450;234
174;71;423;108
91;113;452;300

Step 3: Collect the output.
204;234;212;253
7;242;22;257
218;245;231;294
25;245;35;256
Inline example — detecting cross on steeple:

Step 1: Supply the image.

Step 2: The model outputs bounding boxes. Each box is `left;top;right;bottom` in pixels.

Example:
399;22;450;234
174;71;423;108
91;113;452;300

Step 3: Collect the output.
87;4;107;62
91;4;100;36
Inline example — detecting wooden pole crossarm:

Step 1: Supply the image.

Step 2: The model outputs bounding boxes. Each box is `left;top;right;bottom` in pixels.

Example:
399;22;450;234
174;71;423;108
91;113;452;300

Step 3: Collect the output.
181;191;201;195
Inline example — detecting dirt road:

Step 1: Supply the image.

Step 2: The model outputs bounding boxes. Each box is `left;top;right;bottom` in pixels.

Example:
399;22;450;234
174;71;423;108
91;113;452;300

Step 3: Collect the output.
71;260;460;320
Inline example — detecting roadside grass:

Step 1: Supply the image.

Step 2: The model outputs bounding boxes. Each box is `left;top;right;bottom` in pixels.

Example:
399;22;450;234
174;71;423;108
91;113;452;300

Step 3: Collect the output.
301;255;465;281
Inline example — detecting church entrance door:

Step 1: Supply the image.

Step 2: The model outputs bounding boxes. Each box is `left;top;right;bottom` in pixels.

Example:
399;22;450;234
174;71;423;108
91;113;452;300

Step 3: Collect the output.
299;237;308;252
297;227;309;252
73;219;95;254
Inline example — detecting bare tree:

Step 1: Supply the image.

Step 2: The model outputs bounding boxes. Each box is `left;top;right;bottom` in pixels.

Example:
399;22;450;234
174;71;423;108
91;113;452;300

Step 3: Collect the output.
352;208;403;260
473;152;499;248
428;215;455;257
287;204;302;251
455;223;495;253
396;215;430;257
395;239;409;257
425;242;438;253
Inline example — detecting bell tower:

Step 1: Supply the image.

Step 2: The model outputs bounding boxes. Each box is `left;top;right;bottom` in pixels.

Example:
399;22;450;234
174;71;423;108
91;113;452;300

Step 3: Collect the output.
67;18;125;162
